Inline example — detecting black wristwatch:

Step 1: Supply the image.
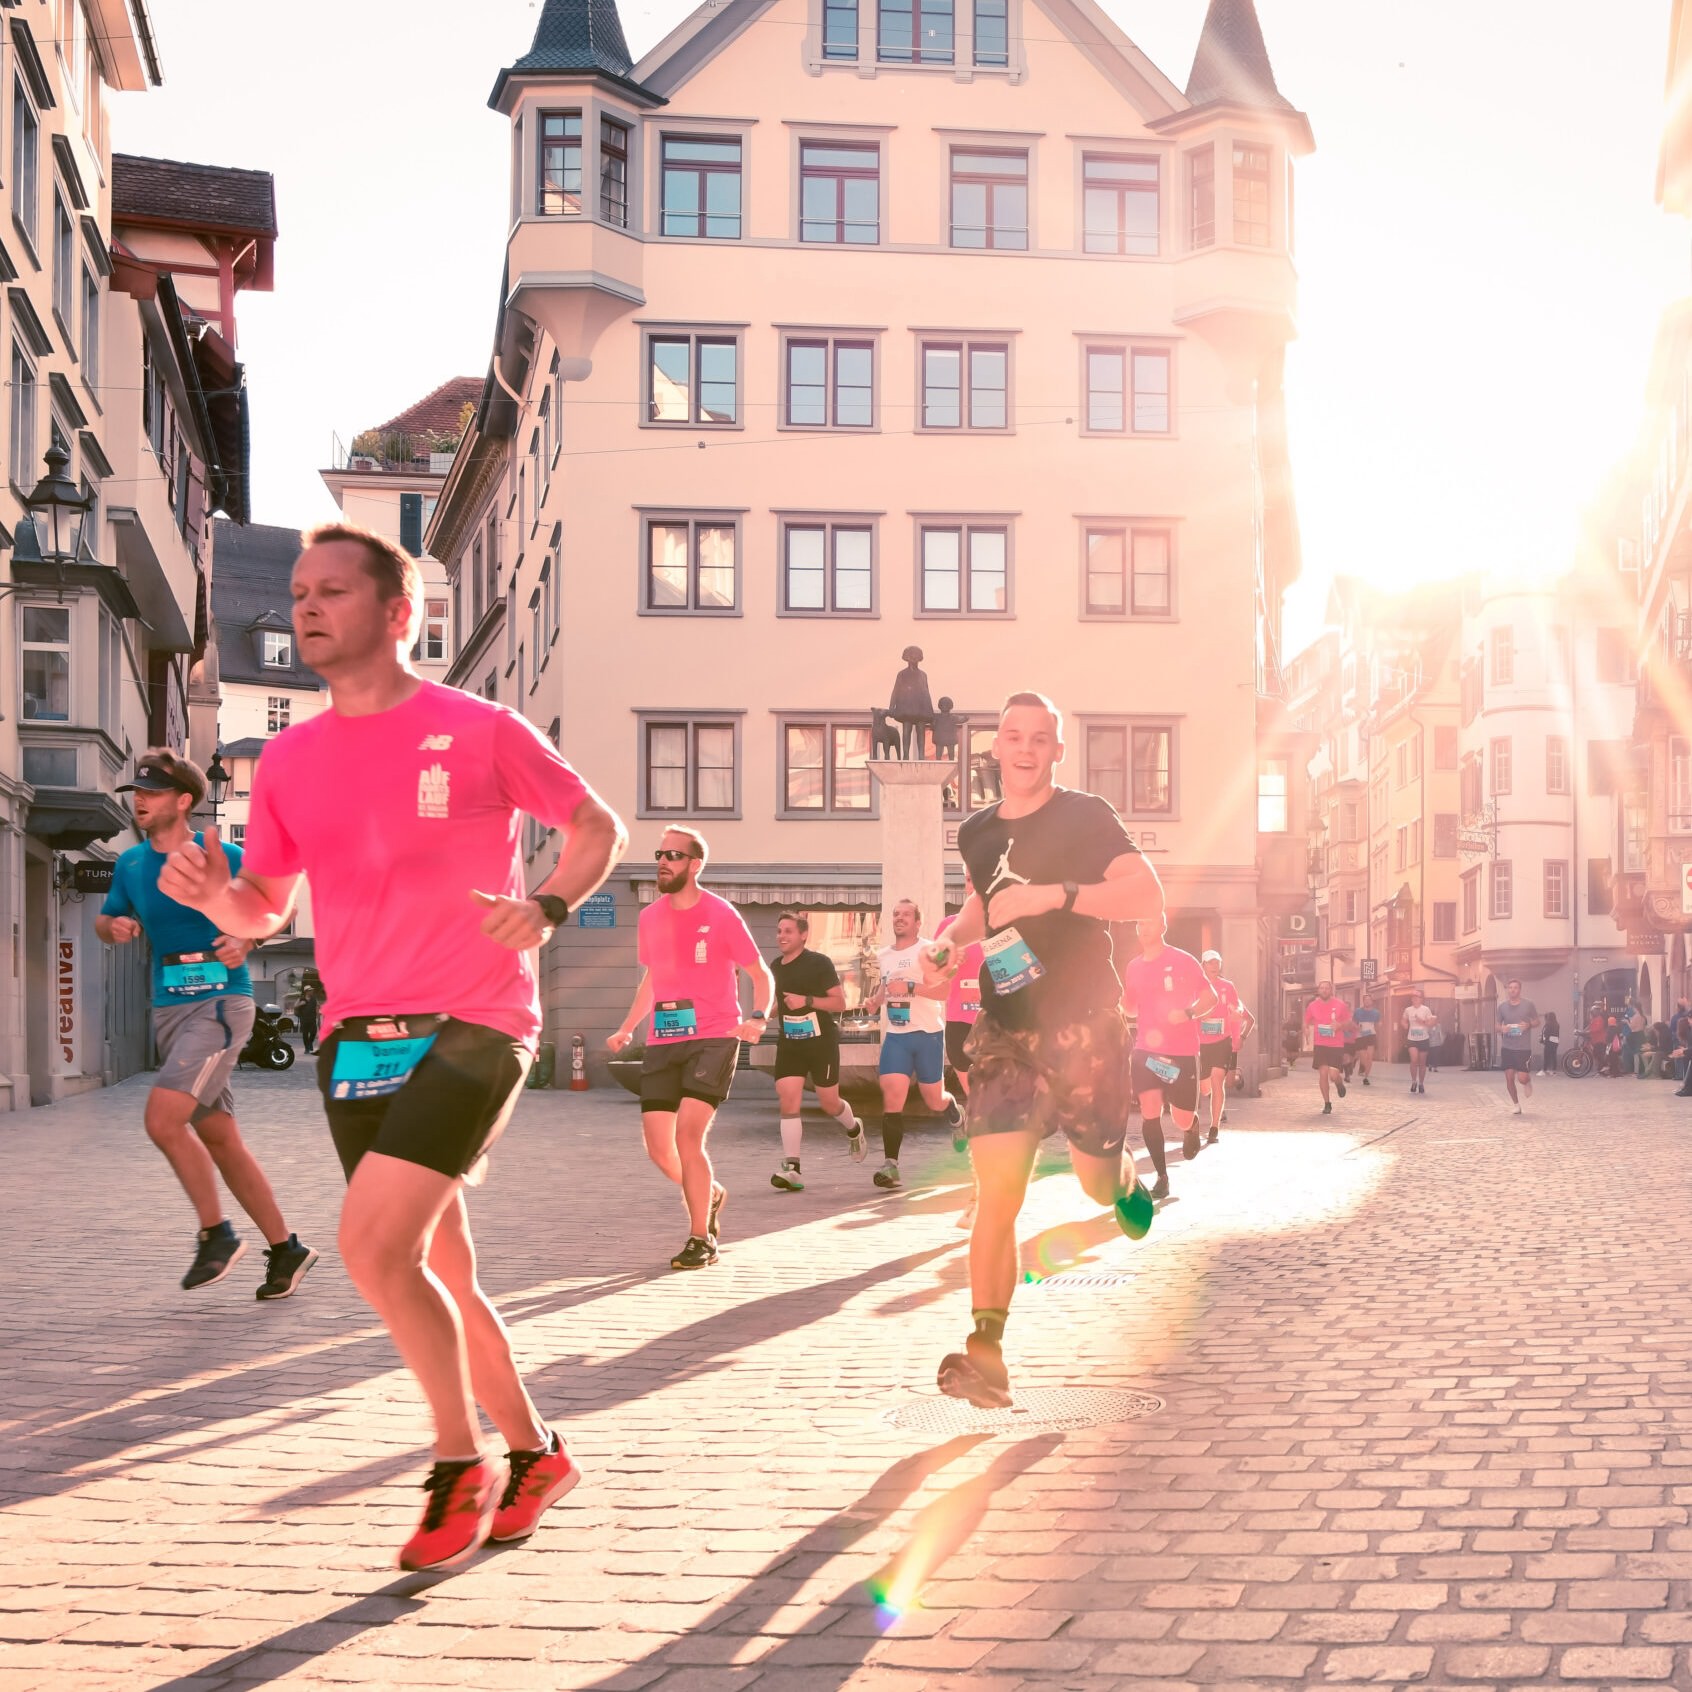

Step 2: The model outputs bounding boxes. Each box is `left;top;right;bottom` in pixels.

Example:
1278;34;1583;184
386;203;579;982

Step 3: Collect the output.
531;893;570;927
1061;880;1079;913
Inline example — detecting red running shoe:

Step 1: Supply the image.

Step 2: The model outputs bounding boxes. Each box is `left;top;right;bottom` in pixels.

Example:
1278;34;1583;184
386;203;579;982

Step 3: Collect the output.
398;1456;499;1571
490;1429;581;1543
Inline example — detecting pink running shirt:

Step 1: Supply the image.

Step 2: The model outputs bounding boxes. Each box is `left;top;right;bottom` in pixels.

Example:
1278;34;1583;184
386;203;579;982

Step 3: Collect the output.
1121;945;1210;1058
241;681;590;1047
638;889;761;1041
937;913;984;1025
1198;974;1238;1045
1305;996;1350;1050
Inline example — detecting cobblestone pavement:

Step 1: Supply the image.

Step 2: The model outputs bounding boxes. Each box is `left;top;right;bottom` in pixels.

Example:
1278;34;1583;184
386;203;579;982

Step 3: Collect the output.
5;1056;1692;1689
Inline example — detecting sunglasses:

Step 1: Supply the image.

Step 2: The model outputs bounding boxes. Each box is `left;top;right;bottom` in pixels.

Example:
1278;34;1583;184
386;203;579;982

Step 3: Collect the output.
653;849;696;862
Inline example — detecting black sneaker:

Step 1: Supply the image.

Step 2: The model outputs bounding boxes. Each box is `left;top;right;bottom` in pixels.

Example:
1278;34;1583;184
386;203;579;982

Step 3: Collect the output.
1322;1101;1333;1114
183;1223;246;1290
670;1235;718;1271
1182;1125;1201;1160
937;1335;1012;1409
1362;1077;1371;1086
1205;1124;1219;1146
708;1182;726;1243
1336;1078;1347;1098
1147;1175;1171;1204
256;1237;320;1301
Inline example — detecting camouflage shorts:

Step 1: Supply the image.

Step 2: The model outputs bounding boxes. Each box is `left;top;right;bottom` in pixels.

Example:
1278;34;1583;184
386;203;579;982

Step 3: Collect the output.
964;1007;1130;1159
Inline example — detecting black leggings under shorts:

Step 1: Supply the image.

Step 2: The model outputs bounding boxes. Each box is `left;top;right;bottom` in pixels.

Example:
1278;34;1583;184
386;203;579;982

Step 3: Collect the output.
316;1016;531;1182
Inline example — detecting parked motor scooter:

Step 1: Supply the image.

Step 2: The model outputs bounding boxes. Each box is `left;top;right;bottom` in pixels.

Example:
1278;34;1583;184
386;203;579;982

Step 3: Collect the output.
240;1005;297;1070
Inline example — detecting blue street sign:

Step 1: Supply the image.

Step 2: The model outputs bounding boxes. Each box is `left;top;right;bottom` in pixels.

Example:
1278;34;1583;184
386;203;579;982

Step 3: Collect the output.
578;892;616;928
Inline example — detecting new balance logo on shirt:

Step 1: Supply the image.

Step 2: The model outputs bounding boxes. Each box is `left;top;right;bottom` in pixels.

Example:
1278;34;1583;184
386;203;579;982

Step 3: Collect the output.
418;734;454;751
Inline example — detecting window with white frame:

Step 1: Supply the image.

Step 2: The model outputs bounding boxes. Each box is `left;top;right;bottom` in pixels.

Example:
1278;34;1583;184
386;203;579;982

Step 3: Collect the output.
226;822;247;844
1432;901;1456;943
1257;758;1288;833
80;265;99;390
1490;736;1512;796
784;337;874;428
1490;859;1513;921
53;192;74;329
1546;734;1568;795
424;598;448;662
1187;144;1215;248
643;718;737;813
919;523;1007;613
14;80;39;251
20;604;70;720
98;604;118;738
267;695;290;734
10;341;35;491
782;718;874;814
1082;155;1158;255
261;630;292;669
1544;859;1569;919
646;332;739;426
1083;345;1170;433
1490;625;1514;686
921;340;1009;430
645;517;738;612
782;521;873;614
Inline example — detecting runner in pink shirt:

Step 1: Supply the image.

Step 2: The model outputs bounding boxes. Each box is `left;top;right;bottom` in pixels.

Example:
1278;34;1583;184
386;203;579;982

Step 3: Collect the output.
162;523;627;1573
1121;916;1218;1185
609;828;774;1271
1305;979;1352;1114
1198;949;1254;1145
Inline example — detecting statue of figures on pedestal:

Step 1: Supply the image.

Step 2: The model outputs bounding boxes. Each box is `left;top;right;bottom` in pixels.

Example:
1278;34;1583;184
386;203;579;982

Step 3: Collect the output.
889;645;935;760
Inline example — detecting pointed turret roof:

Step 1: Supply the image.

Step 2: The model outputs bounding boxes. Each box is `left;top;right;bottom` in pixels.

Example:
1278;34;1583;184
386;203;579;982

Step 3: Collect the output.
490;0;658;108
1185;0;1296;114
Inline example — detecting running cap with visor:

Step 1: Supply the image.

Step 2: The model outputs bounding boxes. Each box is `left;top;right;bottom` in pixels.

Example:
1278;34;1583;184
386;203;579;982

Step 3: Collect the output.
116;751;207;805
1201;948;1222;963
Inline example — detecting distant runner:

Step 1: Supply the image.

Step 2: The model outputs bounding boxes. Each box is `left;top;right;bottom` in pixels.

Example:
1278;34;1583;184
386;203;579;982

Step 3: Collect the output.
1198;948;1253;1142
1495;980;1540;1113
767;911;863;1190
927;692;1164;1409
1404;987;1438;1094
1122;918;1217;1180
1350;996;1381;1086
1305;979;1351;1114
609;829;773;1267
98;749;316;1299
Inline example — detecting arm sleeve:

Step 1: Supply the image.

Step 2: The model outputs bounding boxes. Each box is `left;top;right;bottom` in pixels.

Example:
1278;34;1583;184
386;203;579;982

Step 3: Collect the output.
817;954;841;990
1085;796;1138;876
241;746;303;877
493;708;591;830
99;861;133;919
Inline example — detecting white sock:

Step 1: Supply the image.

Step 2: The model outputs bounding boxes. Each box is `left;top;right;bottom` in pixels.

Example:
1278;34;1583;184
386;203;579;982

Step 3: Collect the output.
832;1102;860;1134
780;1117;803;1160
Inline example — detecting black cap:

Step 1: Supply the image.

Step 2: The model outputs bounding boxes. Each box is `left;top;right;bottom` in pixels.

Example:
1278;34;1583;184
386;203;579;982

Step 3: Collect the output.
116;752;205;803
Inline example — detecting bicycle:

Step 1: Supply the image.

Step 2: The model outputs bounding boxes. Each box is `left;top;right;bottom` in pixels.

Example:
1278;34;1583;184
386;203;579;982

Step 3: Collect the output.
1561;1035;1602;1078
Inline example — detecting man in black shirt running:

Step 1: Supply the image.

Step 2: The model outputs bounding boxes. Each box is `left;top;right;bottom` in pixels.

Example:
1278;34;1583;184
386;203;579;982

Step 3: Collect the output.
924;691;1165;1408
769;912;864;1188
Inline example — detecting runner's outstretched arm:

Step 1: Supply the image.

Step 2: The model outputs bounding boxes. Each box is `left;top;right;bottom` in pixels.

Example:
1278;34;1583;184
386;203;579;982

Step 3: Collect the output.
609;970;655;1053
158;827;300;939
532;793;626;913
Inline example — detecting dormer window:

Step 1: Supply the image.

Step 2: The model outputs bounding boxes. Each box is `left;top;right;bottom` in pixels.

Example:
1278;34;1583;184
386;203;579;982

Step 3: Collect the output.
261;630;292;669
878;0;952;63
539;112;583;216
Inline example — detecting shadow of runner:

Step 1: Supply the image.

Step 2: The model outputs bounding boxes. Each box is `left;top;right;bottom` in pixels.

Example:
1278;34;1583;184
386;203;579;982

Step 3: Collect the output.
577;1432;1060;1692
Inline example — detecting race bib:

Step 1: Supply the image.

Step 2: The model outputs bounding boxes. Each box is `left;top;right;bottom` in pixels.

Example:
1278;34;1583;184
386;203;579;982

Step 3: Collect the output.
782;1011;820;1040
331;1016;441;1100
982;927;1046;994
1316;1023;1335;1038
1199;1017;1225;1037
161;952;228;995
960;977;981;1017
1144;1054;1181;1084
653;999;698;1040
887;1001;912;1028
1408;1027;1429;1042
1504;1023;1523;1038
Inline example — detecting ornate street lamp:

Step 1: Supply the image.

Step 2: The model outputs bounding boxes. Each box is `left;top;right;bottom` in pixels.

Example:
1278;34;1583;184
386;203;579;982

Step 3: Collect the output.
205;748;231;822
17;441;93;567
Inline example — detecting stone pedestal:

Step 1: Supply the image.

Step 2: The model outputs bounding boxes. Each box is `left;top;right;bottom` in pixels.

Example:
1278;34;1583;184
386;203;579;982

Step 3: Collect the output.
869;759;954;940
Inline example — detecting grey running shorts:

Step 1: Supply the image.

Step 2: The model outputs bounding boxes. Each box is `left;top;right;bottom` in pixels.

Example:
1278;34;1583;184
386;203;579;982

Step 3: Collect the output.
151;995;255;1119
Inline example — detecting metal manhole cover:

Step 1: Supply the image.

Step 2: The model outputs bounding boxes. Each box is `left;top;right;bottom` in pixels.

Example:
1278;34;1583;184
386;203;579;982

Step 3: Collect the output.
882;1385;1162;1437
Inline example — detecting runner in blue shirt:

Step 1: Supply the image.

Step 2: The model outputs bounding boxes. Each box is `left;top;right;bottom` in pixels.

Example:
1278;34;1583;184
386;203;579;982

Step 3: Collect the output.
1350;996;1382;1087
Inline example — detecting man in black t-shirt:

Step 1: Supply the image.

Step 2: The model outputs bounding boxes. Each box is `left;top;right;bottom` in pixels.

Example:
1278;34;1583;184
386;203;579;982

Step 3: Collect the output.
924;691;1166;1409
768;912;863;1189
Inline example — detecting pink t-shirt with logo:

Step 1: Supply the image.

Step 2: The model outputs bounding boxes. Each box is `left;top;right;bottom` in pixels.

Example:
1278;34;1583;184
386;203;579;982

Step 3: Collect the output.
241;681;590;1047
1121;945;1209;1058
937;913;985;1025
1305;996;1351;1050
638;889;761;1041
1197;973;1238;1045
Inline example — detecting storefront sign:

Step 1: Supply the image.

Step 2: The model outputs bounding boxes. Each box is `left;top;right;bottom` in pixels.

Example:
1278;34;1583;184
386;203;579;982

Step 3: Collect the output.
577;892;616;929
70;862;113;894
1278;910;1317;939
1626;929;1665;954
54;936;76;1075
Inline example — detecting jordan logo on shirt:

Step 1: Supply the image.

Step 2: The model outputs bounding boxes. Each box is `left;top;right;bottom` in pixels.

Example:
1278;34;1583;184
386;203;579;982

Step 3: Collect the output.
985;841;1031;900
417;762;450;819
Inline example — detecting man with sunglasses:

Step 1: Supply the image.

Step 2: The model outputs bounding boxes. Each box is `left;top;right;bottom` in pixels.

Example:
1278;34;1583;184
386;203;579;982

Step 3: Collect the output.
609;829;775;1269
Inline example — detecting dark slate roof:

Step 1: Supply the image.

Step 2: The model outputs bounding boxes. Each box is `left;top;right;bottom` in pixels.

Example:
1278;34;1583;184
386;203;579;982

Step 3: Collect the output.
512;0;635;78
112;154;279;238
370;377;481;443
1185;0;1296;113
209;520;325;692
221;736;269;759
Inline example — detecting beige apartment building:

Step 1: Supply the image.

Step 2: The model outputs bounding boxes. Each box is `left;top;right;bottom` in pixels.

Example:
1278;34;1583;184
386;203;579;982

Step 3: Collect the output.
432;0;1313;1076
0;3;272;1108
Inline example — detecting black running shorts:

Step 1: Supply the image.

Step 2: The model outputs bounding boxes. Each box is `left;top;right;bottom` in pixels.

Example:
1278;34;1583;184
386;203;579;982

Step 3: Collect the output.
640;1036;739;1112
1130;1050;1200;1114
945;1019;975;1075
316;1016;530;1182
964;1008;1129;1159
1199;1038;1235;1075
1501;1046;1532;1073
773;1033;841;1088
